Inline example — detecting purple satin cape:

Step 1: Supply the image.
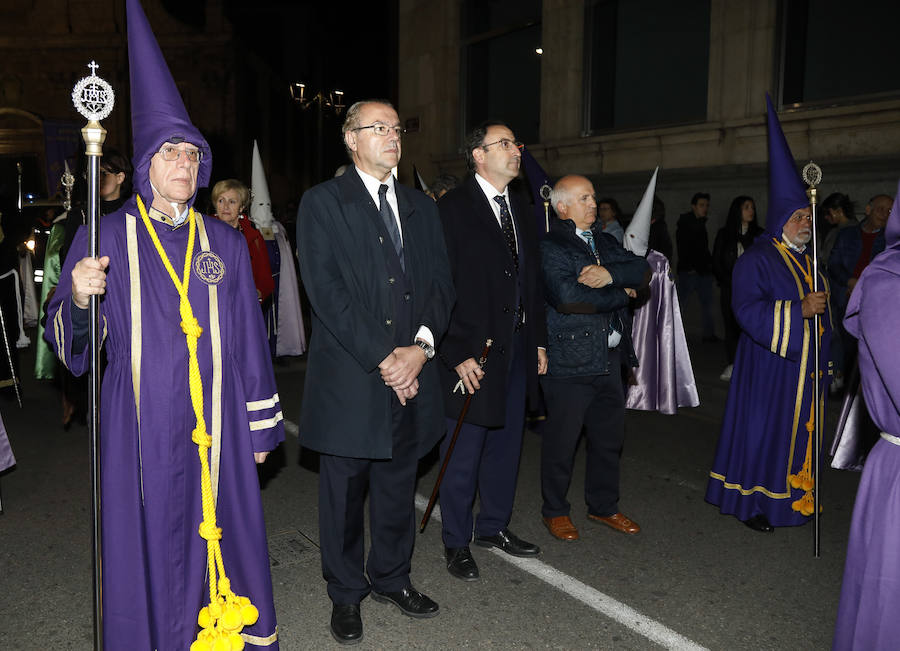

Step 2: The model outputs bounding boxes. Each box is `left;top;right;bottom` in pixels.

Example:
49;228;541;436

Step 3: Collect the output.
0;411;14;472
626;250;699;414
833;247;900;650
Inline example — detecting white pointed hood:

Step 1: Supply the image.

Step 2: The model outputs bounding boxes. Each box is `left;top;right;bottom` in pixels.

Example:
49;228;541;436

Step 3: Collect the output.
250;140;275;230
624;167;659;256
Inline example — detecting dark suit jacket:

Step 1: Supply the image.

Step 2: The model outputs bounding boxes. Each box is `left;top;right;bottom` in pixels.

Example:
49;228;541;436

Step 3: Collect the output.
296;168;455;459
437;174;547;427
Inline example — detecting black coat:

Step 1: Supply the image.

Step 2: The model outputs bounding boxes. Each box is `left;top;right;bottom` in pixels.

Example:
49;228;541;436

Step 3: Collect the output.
675;211;713;274
711;223;763;287
437;175;547;427
296;169;455;459
541;217;649;376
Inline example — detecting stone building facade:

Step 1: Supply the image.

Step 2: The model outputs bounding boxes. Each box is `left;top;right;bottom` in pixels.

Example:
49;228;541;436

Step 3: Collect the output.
398;0;900;236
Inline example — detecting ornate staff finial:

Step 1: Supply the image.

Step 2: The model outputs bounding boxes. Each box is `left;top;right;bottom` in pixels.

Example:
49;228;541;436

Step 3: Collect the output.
72;61;115;124
802;161;822;189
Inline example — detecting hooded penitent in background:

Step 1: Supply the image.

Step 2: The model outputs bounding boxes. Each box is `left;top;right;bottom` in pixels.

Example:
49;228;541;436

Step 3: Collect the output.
624;167;699;414
43;0;283;648
250;140;306;357
705;95;831;532
833;175;900;650
519;144;553;235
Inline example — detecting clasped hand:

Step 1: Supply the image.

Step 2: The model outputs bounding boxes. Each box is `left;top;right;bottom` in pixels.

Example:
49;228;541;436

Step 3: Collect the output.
380;345;426;405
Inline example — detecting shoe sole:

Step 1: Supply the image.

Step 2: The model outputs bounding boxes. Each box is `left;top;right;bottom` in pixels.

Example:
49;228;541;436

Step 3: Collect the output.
587;517;640;534
329;626;363;645
473;539;541;557
370;592;440;619
446;565;480;581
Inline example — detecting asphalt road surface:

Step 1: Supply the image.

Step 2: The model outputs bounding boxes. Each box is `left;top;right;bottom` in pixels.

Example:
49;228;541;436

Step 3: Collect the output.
0;328;858;650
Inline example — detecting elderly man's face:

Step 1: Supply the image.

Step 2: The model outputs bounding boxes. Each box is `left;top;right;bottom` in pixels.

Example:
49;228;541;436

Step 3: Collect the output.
148;141;200;207
782;207;812;247
557;176;597;232
867;196;893;231
344;102;402;181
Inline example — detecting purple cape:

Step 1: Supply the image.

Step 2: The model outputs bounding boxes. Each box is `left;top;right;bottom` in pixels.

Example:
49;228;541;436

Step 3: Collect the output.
0;410;14;472
273;224;306;356
832;245;900;649
626;250;699;414
45;199;283;649
705;237;831;526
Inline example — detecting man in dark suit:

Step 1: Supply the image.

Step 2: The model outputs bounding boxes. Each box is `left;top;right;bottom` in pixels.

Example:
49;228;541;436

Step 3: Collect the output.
436;120;548;581
297;100;455;644
539;175;649;542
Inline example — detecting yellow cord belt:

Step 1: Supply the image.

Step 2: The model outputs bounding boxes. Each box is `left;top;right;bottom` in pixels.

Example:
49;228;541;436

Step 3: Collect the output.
137;196;258;651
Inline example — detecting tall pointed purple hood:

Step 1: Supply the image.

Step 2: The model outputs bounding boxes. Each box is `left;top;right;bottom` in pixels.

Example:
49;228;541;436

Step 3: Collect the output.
764;94;808;237
127;0;211;206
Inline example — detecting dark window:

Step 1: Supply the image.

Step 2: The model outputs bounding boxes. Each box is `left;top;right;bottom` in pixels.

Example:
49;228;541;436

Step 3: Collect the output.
462;1;542;145
779;0;900;106
584;0;710;133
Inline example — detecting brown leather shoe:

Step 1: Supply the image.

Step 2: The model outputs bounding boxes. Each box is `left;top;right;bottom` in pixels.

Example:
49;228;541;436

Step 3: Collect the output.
587;512;640;534
542;515;579;541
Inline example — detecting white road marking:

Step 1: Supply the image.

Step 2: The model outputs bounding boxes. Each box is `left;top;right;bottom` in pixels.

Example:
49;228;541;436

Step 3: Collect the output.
414;493;708;651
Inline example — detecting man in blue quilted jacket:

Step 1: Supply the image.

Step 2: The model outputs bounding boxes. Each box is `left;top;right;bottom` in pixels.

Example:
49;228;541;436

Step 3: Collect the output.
539;174;650;542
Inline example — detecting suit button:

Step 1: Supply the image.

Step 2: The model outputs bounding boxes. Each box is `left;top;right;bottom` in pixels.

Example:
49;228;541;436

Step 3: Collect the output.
503;306;510;313
499;346;506;355
504;270;511;278
403;292;411;301
385;319;393;326
388;277;395;284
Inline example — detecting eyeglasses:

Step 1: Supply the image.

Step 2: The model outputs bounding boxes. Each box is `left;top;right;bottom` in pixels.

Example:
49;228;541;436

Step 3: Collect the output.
481;138;522;151
351;123;406;138
157;145;203;162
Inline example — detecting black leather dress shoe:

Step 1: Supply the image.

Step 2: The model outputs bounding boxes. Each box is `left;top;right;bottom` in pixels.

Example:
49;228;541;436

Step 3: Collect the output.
330;603;362;644
743;514;774;533
371;586;439;618
474;528;541;557
445;546;480;581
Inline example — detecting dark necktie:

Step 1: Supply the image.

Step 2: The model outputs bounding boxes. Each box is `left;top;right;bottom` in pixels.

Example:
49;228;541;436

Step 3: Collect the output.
378;183;404;271
583;230;597;254
493;195;519;272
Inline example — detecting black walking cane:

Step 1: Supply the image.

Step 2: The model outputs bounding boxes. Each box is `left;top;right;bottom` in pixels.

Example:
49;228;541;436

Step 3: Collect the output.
73;60;115;650
420;339;492;533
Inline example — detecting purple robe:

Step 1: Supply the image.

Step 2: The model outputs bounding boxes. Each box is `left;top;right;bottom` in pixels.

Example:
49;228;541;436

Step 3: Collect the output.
626;249;699;414
833;247;900;650
705;236;831;526
0;410;14;472
46;200;283;650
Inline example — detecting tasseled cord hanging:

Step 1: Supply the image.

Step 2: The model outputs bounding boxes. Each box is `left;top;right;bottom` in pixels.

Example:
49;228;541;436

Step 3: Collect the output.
789;393;820;517
137;196;258;651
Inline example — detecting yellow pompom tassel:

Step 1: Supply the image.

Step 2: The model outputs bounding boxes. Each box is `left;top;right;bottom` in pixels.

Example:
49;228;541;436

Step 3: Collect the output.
135;198;261;651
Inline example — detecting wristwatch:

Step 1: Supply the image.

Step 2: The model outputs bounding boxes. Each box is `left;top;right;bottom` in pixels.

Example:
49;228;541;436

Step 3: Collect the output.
415;340;435;360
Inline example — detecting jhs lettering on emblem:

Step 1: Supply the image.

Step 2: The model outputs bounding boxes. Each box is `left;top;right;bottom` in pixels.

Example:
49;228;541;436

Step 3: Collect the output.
193;251;226;285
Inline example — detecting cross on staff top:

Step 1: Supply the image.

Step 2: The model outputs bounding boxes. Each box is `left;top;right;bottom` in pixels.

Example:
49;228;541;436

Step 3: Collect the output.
88;60;99;75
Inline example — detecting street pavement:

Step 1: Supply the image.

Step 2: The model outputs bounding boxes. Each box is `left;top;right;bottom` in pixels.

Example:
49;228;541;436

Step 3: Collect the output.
0;320;858;650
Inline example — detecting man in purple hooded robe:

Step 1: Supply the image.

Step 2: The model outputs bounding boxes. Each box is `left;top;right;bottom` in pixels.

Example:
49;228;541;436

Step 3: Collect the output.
44;1;282;648
705;96;831;532
832;179;900;650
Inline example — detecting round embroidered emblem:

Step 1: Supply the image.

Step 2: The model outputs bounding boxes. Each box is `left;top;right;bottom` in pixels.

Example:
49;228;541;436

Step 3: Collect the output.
193;251;226;285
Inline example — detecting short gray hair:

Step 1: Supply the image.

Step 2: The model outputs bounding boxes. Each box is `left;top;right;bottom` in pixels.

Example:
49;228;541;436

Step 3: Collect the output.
341;99;395;155
549;182;572;212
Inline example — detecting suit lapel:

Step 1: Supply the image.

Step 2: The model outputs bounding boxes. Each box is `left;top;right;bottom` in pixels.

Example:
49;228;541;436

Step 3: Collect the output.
467;175;518;268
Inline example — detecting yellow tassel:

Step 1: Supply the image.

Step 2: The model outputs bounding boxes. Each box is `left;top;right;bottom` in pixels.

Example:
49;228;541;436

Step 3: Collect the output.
137;196;258;646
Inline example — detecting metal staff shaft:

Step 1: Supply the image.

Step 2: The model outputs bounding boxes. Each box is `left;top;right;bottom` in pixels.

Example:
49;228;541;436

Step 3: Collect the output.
82;120;107;651
420;339;492;533
803;161;823;558
0;302;21;408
